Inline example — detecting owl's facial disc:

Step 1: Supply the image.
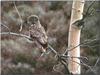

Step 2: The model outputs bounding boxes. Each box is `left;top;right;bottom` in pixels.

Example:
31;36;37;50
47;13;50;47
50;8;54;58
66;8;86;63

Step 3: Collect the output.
27;15;39;25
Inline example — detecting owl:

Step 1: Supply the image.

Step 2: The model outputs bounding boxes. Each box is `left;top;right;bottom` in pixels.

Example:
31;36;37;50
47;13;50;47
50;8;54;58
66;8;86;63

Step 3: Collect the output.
27;15;48;53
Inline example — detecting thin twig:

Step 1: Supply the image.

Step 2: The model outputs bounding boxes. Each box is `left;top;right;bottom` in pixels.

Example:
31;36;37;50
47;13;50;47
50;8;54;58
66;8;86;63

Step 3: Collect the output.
80;59;97;74
1;32;31;39
53;57;70;74
94;57;100;67
48;44;58;55
53;63;63;73
1;22;10;33
82;44;100;48
13;2;23;32
64;39;100;55
39;44;58;57
69;58;95;73
60;60;71;74
83;1;95;19
61;55;88;61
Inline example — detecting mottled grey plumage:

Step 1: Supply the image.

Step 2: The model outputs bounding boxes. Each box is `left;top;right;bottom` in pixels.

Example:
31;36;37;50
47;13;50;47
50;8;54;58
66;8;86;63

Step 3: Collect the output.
27;15;47;53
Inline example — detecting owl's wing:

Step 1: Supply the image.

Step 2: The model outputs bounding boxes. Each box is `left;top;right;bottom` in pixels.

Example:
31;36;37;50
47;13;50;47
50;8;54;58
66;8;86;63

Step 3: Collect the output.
30;26;47;47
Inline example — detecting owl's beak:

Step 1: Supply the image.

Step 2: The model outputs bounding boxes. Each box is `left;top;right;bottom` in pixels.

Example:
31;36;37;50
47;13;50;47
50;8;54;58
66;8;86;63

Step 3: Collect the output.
31;24;34;26
32;21;36;24
31;24;35;26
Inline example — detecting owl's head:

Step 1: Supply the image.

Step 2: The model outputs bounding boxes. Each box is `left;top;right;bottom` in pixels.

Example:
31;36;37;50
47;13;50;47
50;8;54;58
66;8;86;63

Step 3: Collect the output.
27;15;39;26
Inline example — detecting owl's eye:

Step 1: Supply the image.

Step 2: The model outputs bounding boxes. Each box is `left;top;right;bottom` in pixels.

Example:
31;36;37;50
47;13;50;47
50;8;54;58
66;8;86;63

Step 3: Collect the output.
33;17;38;21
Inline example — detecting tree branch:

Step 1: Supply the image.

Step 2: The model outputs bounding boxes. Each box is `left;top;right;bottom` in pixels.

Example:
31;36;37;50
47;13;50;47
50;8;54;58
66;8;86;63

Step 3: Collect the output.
13;2;23;32
64;39;100;55
1;22;10;32
1;32;31;39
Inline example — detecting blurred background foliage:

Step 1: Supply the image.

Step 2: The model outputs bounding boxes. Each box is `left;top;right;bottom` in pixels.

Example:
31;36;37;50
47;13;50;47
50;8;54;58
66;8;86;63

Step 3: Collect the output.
1;1;100;75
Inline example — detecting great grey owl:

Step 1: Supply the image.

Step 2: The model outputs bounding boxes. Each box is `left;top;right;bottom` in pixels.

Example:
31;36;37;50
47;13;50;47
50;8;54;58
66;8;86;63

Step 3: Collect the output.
27;15;47;53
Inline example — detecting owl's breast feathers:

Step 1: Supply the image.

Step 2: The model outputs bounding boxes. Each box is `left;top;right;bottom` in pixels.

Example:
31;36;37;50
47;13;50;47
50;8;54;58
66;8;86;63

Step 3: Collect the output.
29;25;48;51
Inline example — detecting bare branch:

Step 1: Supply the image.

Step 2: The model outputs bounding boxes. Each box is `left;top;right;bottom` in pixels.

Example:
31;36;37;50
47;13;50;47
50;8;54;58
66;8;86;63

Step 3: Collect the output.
64;39;100;55
1;32;31;39
1;22;10;33
13;2;23;32
61;55;88;61
60;60;71;74
53;63;63;73
1;31;58;58
48;44;58;55
94;57;100;67
68;58;96;74
84;1;95;17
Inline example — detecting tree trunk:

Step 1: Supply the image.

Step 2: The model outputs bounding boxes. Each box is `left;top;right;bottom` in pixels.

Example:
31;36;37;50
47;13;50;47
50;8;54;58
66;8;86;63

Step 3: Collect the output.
68;0;85;74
